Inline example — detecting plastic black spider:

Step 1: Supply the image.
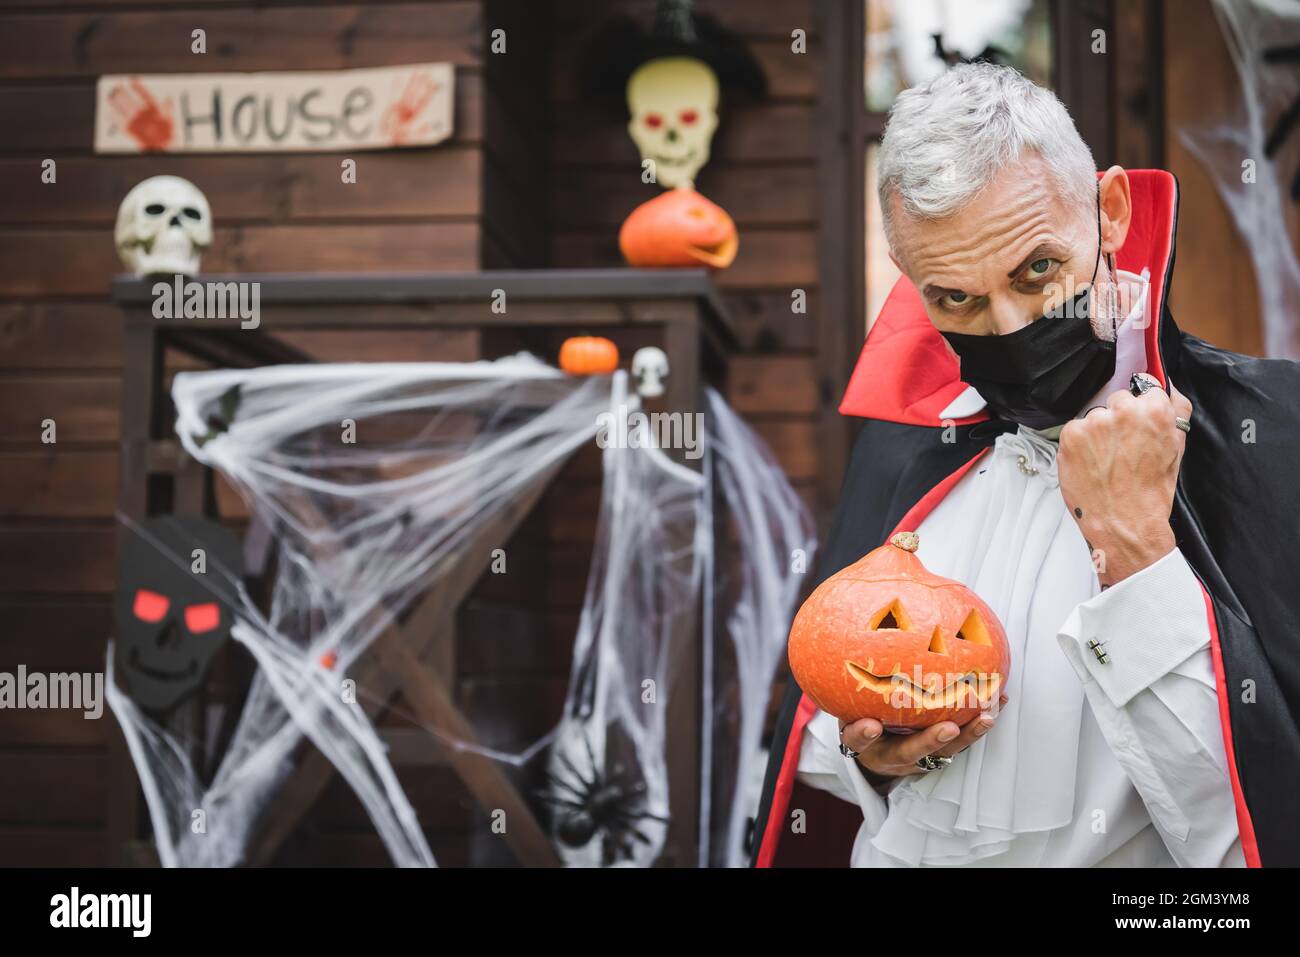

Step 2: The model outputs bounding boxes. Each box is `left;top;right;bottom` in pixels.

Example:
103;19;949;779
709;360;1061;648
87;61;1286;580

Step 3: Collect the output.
534;729;671;867
931;33;1010;70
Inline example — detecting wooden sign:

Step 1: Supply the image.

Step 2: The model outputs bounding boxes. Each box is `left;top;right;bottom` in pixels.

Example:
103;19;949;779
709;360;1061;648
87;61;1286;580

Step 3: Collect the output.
95;62;453;153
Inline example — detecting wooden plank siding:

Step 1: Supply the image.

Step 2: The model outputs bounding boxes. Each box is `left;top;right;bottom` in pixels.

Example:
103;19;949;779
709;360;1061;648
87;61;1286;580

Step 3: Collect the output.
0;0;825;866
0;0;532;866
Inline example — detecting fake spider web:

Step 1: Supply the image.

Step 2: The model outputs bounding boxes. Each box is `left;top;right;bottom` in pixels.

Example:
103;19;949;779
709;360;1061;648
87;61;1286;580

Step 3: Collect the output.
1180;0;1300;358
106;354;813;867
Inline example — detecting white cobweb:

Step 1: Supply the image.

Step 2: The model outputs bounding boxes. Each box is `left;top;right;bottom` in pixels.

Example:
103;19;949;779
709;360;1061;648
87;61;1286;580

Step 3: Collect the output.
106;354;813;867
1180;0;1300;357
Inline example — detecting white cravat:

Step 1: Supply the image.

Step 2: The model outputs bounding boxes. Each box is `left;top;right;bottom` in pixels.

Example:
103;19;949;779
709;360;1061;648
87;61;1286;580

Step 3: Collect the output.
797;269;1245;867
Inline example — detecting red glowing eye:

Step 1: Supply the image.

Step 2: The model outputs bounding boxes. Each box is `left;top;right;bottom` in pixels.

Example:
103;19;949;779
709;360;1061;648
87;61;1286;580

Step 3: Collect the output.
679;109;698;125
133;589;170;623
185;602;220;634
644;113;664;129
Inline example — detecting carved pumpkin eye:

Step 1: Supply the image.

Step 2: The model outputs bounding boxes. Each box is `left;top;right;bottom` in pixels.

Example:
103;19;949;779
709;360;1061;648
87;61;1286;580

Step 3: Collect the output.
955;609;991;646
870;600;910;631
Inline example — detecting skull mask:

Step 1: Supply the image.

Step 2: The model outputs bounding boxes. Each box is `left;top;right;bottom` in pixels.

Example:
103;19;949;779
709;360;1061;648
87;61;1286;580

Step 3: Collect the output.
626;57;719;189
114;175;212;277
113;516;243;715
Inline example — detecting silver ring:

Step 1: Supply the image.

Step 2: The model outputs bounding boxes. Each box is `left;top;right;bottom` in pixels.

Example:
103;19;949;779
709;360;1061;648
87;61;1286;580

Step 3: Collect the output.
1129;373;1157;396
1175;416;1191;433
838;727;860;759
916;754;952;772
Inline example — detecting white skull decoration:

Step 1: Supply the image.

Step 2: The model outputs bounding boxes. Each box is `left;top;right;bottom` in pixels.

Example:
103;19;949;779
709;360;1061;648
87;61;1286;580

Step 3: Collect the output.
114;175;212;277
631;346;669;398
626;57;720;189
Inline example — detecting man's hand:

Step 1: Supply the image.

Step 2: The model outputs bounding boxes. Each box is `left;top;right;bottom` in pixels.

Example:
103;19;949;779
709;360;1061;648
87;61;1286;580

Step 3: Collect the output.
839;693;1008;785
1058;373;1191;587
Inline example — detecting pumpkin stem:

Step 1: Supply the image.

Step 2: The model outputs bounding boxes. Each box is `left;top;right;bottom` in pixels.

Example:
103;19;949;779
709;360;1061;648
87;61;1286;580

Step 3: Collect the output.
889;531;919;553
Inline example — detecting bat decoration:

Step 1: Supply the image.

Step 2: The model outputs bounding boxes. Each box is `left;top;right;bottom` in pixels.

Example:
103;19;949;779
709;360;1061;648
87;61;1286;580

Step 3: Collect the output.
193;383;242;448
1262;43;1300;200
113;516;244;715
578;0;766;108
534;728;670;867
931;33;1012;69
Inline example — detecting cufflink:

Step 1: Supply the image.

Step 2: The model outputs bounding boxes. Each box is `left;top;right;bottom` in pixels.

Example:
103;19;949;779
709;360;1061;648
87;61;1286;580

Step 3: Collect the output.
1086;639;1110;664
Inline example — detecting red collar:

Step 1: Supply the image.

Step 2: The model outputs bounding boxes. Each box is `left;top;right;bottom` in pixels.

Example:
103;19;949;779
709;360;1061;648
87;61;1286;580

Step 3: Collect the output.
839;169;1177;425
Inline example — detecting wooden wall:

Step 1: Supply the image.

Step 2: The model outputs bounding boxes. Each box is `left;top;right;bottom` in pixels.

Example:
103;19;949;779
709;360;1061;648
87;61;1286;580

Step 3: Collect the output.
0;0;535;866
0;0;756;868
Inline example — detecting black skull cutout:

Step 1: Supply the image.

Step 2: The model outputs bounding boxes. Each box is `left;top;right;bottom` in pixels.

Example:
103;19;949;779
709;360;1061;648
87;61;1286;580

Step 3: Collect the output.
113;516;244;714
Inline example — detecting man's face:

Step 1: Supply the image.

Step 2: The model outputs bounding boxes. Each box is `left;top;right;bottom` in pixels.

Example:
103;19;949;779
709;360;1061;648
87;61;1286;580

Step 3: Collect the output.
890;154;1098;338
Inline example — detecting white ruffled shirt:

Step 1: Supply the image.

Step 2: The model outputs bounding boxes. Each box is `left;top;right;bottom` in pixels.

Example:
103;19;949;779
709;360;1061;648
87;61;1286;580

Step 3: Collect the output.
797;269;1245;867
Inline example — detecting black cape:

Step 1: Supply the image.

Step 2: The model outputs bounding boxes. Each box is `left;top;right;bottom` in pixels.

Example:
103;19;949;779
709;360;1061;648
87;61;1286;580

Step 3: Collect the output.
752;170;1300;868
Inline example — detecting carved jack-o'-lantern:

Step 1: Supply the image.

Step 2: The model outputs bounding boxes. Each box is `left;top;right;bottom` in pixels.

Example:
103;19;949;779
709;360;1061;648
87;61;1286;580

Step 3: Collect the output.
787;532;1009;731
619;187;738;269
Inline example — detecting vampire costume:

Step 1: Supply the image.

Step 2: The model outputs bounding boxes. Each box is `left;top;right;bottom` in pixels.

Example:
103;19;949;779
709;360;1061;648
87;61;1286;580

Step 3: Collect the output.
751;169;1300;868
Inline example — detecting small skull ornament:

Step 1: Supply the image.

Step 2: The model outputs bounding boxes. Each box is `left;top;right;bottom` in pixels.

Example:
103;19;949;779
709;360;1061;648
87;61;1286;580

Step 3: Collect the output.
626;57;719;189
631;347;669;398
115;175;212;277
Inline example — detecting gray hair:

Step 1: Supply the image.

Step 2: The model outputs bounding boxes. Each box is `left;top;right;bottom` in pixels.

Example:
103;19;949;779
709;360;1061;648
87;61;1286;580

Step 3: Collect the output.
877;62;1097;252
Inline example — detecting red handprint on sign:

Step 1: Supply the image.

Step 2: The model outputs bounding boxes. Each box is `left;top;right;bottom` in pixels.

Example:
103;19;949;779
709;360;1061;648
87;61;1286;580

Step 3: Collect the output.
380;71;440;145
108;78;176;151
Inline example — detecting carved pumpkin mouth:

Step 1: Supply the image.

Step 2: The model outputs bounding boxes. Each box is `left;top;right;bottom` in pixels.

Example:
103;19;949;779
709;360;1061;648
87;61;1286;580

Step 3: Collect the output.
844;658;1001;710
686;233;738;268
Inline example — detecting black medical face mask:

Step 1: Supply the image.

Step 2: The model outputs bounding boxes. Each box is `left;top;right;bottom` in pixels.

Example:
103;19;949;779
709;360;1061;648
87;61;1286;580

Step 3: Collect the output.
939;195;1117;430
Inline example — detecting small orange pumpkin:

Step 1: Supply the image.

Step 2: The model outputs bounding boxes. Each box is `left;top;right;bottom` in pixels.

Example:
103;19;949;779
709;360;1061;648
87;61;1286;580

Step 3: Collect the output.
618;187;738;269
787;532;1009;731
559;336;620;375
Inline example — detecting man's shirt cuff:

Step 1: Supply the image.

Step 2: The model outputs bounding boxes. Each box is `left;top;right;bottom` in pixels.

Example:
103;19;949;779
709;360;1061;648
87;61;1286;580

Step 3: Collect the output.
1056;547;1212;707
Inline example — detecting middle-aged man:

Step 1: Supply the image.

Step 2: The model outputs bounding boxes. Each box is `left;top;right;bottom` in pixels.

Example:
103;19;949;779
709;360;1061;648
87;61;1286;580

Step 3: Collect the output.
751;61;1300;868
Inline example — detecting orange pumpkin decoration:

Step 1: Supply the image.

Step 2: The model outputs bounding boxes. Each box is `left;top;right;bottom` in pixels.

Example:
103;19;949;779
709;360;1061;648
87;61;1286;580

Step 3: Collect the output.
618;187;739;269
787;532;1009;731
559;336;620;375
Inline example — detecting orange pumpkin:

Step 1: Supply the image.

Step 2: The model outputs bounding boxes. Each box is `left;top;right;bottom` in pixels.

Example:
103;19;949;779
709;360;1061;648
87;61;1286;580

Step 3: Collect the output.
618;187;738;269
787;532;1009;731
559;336;620;375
